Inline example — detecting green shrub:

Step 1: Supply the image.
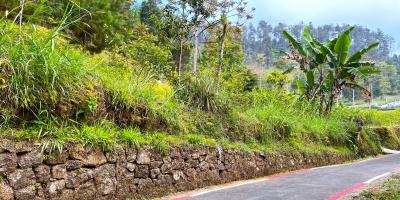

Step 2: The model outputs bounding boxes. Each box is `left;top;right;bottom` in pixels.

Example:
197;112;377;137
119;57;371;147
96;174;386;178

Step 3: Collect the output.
178;75;226;112
361;109;400;127
0;22;90;118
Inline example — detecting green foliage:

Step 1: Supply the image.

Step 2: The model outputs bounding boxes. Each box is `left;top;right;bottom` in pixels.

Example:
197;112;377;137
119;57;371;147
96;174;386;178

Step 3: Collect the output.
283;26;380;113
0;0;134;51
139;0;164;35
223;67;258;92
264;69;291;88
200;25;245;71
178;75;225;112
361;109;400;127
355;177;400;200
0;2;397;163
0;22;90;117
122;33;174;79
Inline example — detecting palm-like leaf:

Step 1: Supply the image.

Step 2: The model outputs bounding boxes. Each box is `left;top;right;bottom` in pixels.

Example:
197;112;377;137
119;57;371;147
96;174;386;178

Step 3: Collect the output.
297;79;307;96
283;31;306;55
346;66;380;79
344;82;371;97
346;61;376;68
347;42;379;63
334;27;354;65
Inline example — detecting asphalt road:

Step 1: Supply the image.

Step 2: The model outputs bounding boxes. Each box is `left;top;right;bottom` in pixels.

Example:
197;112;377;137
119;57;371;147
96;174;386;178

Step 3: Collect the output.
186;154;400;200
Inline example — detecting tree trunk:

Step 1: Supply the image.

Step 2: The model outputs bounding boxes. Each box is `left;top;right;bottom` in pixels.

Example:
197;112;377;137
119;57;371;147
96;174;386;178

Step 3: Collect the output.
352;89;355;107
369;82;373;109
326;80;338;114
178;39;183;78
217;22;227;89
318;69;325;114
192;27;200;74
19;0;24;39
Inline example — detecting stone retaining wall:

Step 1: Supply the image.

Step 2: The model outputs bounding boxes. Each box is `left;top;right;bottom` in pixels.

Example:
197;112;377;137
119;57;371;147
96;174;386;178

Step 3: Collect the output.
0;139;354;200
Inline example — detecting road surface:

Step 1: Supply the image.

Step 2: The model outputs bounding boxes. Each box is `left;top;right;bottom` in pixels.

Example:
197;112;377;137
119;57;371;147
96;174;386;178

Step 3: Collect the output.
174;154;400;200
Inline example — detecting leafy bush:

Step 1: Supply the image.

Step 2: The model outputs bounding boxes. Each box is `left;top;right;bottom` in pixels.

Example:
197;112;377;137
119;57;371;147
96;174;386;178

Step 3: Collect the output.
178;75;226;112
0;21;91;118
361;109;400;127
88;52;179;129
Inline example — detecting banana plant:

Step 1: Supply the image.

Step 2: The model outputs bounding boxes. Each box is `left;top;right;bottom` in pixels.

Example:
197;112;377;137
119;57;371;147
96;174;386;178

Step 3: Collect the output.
282;26;380;113
282;27;326;101
320;27;380;112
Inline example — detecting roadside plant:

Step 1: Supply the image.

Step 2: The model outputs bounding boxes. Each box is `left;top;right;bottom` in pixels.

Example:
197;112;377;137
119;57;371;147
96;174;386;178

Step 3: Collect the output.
282;27;380;113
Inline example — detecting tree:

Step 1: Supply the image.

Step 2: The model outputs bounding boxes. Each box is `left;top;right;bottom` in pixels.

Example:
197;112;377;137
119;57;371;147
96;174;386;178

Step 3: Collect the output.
164;0;213;78
214;0;253;89
264;70;291;89
243;23;394;68
283;27;380;113
140;0;163;34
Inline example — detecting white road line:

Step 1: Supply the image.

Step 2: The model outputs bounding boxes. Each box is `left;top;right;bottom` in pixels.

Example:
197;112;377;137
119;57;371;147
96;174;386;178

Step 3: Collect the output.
364;172;391;184
310;157;377;171
190;179;268;197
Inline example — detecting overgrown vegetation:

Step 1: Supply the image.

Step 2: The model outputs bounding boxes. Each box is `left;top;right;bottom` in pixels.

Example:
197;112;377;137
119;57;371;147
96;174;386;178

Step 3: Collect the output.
0;1;398;157
352;175;400;200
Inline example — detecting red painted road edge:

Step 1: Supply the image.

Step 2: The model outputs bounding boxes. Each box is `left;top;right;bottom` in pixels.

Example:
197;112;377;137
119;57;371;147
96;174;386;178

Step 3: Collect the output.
325;183;368;200
326;168;400;200
170;163;400;200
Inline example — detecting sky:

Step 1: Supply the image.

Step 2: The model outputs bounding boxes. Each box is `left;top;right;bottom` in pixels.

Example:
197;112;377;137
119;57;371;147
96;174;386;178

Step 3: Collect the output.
248;0;400;53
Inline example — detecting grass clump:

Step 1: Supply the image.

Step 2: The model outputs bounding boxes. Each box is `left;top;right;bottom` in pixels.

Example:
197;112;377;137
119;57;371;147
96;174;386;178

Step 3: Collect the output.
88;52;179;129
0;21;92;119
361;109;400;127
354;176;400;200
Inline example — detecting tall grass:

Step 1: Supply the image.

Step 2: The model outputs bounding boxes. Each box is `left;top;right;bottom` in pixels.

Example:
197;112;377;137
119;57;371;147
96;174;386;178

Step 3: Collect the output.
0;12;393;157
0;21;89;116
227;88;357;147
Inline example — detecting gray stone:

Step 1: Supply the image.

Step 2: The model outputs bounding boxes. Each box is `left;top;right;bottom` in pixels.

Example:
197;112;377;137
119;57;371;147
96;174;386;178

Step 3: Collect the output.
94;164;116;195
73;180;96;199
46;180;66;197
52;165;67;179
15;185;36;200
161;162;173;174
158;174;173;185
14;142;33;154
136;150;151;165
65;169;94;189
137;178;154;192
150;168;161;179
18;150;43;168
105;146;126;163
150;161;163;169
56;189;74;200
70;146;107;167
65;160;83;171
7;168;36;190
0;181;13;200
44;152;69;165
198;161;209;171
192;152;200;160
86;149;107;167
34;165;51;183
126;163;136;172
173;171;184;181
135;165;149;178
0;153;17;175
0;139;15;153
126;148;137;162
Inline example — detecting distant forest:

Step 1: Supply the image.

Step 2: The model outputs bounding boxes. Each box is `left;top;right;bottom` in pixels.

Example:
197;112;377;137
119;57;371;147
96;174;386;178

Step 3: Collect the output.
243;21;400;103
243;21;395;65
